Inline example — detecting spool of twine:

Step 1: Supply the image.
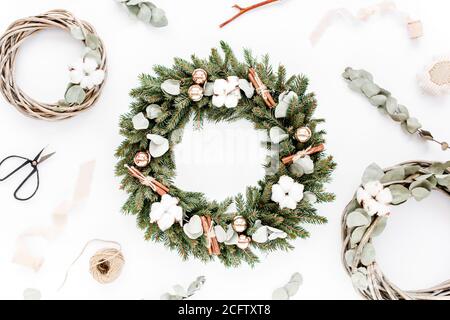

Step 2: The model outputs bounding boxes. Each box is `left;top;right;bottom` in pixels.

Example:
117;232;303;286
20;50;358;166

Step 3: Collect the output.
89;248;124;284
59;239;124;290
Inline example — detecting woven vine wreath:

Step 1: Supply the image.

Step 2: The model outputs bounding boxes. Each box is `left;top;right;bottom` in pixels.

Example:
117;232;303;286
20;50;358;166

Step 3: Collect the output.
342;161;450;300
0;10;107;121
115;42;336;267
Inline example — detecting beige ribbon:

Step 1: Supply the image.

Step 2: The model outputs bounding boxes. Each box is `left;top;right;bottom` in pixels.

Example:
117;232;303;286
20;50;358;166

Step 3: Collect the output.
12;160;96;271
310;0;422;46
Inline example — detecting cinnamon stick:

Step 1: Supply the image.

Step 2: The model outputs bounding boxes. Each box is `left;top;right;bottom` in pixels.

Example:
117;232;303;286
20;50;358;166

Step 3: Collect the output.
282;144;325;165
248;68;276;108
200;216;221;256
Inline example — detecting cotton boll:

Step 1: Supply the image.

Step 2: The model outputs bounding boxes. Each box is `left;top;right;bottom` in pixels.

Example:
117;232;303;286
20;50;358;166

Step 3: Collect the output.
83;58;98;73
280;197;297;210
69;69;83;84
157;214;176;231
271;184;285;203
212;94;226;108
288;183;304;203
225;94;239;108
376;188;393;204
357;187;370;204
150;202;164;222
364;181;384;197
363;198;379;216
90;70;105;86
278;176;294;193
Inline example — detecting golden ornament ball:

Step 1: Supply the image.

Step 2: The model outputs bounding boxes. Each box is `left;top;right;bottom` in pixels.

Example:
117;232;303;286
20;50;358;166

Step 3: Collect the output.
192;69;208;85
134;151;151;167
237;235;251;250
188;85;204;102
232;216;248;233
295;127;312;143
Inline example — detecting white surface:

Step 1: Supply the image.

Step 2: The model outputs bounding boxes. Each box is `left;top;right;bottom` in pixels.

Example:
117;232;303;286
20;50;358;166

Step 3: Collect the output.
0;0;449;300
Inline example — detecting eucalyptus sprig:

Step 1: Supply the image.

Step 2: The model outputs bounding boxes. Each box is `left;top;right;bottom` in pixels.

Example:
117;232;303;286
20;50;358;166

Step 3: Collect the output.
160;276;206;300
116;0;168;27
343;67;449;151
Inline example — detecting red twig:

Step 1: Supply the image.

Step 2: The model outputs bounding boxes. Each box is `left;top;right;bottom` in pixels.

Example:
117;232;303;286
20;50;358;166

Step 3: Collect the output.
219;0;280;28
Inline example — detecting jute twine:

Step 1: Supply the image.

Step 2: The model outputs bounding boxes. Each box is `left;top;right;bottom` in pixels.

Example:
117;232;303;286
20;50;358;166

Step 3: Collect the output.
59;239;124;289
341;161;450;300
0;9;107;121
89;247;125;284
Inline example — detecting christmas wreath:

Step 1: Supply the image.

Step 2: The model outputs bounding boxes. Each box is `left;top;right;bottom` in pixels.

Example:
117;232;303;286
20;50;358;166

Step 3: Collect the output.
115;42;335;267
342;161;450;300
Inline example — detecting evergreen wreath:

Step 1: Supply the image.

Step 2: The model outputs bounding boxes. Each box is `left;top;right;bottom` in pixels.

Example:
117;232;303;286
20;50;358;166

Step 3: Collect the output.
342;161;450;300
115;42;336;267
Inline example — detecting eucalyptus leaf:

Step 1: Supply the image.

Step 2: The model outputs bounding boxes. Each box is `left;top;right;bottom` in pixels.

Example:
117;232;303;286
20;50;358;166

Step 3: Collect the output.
351;272;368;291
389;184;411;205
426;162;447;175
173;285;188;298
381;167;405;183
405;117;422;134
404;165;421;176
65;85;86;105
187;276;206;296
57;99;70;107
436;175;450;187
344;249;355;267
361;82;381;98
272;288;289;300
411;187;431;201
85;33;100;50
70;26;85;40
371;216;388;237
346;209;370;228
23;288;42;300
350;226;367;247
161;79;181;96
84;48;102;65
150;7;168;27
362;163;384;184
137;3;152;22
361;243;376;266
370;95;387;106
409;179;433;192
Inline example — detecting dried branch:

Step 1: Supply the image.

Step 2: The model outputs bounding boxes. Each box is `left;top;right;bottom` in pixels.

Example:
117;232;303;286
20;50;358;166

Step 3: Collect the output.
219;0;280;28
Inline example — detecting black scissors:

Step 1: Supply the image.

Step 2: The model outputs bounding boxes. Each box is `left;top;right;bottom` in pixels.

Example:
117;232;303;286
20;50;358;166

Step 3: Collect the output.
0;147;55;201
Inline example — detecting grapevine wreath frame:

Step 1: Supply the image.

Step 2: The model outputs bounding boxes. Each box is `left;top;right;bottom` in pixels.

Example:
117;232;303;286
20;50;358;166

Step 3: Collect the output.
342;160;450;300
0;10;107;121
116;42;336;267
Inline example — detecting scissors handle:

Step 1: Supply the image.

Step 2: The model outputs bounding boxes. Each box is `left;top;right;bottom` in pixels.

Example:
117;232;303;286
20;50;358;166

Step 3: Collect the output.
0;156;30;181
14;168;40;201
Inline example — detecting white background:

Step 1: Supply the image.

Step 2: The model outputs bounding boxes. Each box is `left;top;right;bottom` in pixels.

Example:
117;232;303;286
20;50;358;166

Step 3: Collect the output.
0;0;449;300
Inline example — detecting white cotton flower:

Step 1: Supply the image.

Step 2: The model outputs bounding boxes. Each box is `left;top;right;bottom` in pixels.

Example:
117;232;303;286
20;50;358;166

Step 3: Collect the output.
150;194;183;231
271;175;305;210
357;181;392;216
212;76;242;108
364;181;384;197
69;57;105;90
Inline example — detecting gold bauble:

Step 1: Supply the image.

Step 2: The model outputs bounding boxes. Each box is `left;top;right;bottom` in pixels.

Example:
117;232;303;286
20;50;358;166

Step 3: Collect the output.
232;216;248;233
192;69;208;85
237;235;251;250
134;151;151;167
295;127;312;143
188;85;204;102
